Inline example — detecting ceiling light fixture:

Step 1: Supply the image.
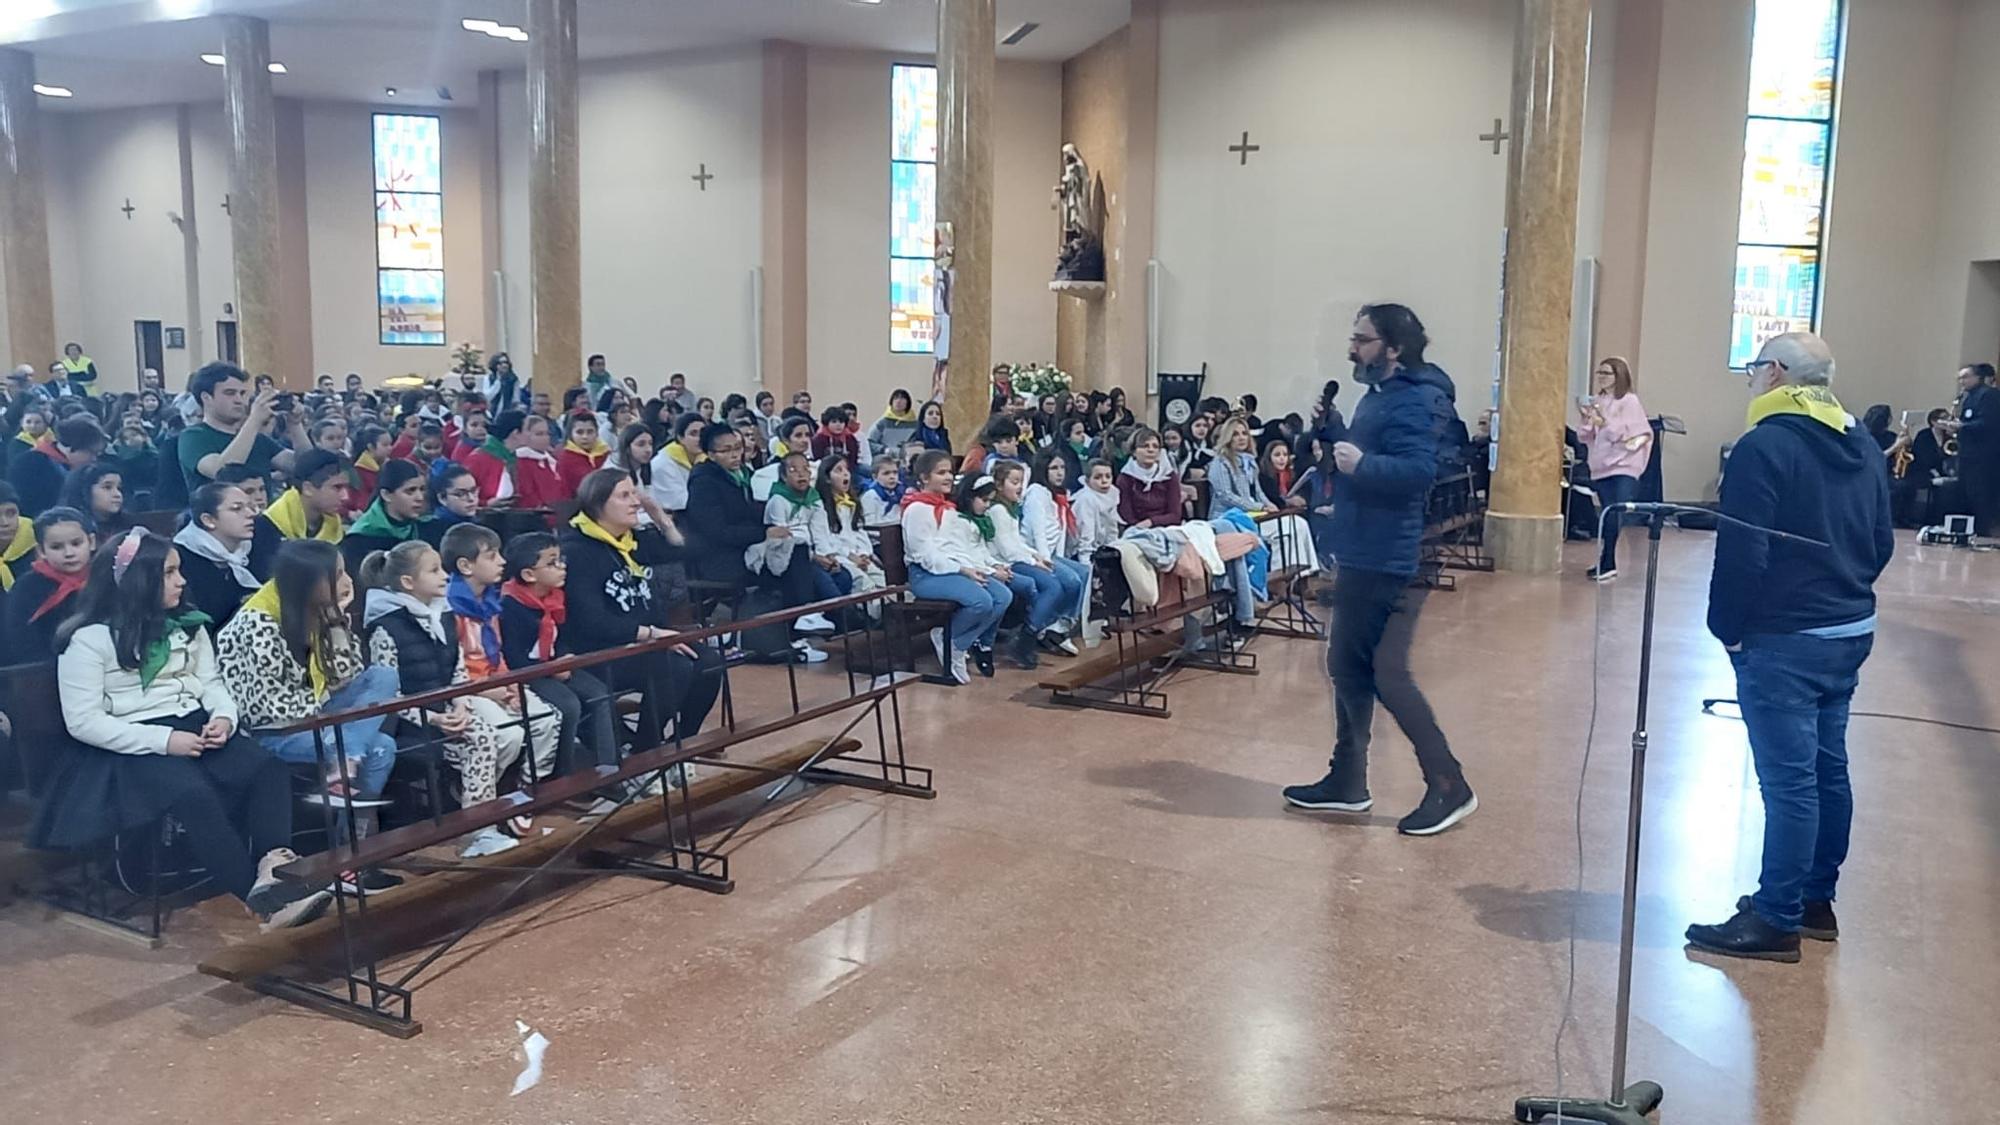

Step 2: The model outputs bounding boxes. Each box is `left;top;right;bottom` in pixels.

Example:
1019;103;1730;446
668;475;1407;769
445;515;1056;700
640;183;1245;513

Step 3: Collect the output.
384;86;398;97
1001;21;1040;45
848;0;885;6
199;54;287;73
33;83;73;98
462;17;528;41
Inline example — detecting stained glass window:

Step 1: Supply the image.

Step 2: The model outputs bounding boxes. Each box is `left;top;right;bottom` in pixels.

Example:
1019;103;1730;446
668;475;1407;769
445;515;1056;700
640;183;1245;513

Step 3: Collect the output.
1730;0;1841;368
374;114;445;345
890;64;938;354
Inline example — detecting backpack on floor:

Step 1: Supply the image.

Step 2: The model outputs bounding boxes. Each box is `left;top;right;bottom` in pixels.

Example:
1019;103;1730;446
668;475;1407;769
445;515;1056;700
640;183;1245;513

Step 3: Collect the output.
731;587;796;664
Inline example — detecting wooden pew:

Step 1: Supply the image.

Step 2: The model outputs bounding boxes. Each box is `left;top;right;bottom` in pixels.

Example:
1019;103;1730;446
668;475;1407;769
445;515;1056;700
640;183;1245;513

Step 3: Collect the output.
1037;553;1256;719
873;523;963;685
223;584;931;1036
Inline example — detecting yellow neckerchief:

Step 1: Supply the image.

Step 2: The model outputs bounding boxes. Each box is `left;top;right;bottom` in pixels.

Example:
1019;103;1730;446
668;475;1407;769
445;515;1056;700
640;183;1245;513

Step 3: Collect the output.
265;487;345;542
564;437;609;459
881;406;916;424
0;518;33;590
1746;384;1850;434
570;510;643;575
243;580;328;698
665;441;703;471
14;428;39;446
356;449;381;473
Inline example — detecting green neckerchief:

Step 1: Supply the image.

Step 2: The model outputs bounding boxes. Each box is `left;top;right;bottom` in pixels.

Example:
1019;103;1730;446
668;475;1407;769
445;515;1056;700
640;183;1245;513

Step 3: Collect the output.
481;434;517;468
725;464;752;491
138;608;214;688
1069;438;1088;455
967;511;997;541
349;496;420;541
770;479;820;518
1002;499;1024;521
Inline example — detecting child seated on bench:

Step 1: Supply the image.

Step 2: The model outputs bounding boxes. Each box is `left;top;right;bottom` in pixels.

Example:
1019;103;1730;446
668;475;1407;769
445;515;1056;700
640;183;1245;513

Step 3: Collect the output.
1072;459;1124;559
499;532;621;777
988;459;1084;665
440;523;564;791
860;454;908;527
1021;450;1091;654
358;540;537;859
900;450;1013;686
758;452;845;636
815;455;887;613
41;529;334;930
6;506;94;664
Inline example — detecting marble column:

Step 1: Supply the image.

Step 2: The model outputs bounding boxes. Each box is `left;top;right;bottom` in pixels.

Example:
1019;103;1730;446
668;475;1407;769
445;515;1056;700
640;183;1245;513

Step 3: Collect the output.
936;0;994;443
221;16;286;383
1488;0;1591;573
527;0;581;393
0;48;56;374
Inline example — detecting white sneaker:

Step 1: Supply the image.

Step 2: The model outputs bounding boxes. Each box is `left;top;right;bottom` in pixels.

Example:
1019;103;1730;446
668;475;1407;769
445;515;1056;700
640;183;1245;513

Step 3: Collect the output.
948;649;971;685
245;848;329;917
930;627;948;669
794;612;837;635
259;889;333;932
791;640;830;664
459;826;519;859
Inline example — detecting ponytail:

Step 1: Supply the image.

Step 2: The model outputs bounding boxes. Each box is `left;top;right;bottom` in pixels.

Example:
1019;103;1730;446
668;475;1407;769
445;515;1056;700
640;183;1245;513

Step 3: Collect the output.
359;540;433;594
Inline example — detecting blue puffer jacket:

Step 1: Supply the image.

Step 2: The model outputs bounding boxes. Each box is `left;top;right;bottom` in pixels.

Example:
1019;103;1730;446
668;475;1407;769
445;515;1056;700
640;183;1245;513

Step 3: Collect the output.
1327;363;1457;577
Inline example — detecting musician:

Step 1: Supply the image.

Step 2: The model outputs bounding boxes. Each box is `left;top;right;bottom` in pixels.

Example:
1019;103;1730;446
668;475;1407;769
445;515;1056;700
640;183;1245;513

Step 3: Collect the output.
1892;408;1954;528
1940;363;1999;535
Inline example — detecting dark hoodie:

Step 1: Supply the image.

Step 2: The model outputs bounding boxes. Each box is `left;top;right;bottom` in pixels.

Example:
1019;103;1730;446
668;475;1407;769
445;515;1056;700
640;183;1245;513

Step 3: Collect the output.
1707;399;1894;647
1327;363;1456;577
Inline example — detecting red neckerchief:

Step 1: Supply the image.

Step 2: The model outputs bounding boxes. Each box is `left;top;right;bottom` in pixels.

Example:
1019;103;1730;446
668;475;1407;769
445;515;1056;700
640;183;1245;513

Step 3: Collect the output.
501;579;565;660
29;557;87;622
1277;466;1295;495
905;490;955;526
34;435;68;466
1050;489;1078;538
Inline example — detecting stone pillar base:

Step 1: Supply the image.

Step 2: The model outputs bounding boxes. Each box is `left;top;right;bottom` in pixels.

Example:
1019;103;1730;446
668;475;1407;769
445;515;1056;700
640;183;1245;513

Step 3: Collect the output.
1486;512;1564;574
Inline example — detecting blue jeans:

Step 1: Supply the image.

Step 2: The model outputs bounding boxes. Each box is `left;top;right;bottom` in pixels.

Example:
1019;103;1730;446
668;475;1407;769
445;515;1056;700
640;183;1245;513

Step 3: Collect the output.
1220;555;1256;624
1007;562;1068;633
257;664;403;798
908;568;1013;650
1047;555;1090;625
1593;472;1639;571
811;561;854;603
1731;631;1874;932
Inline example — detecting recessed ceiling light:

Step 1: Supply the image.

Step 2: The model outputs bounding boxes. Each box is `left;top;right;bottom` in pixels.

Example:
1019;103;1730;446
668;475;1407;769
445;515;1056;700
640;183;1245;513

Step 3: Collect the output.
200;53;288;73
384;86;398;97
33;83;73;98
849;0;885;6
462;17;528;41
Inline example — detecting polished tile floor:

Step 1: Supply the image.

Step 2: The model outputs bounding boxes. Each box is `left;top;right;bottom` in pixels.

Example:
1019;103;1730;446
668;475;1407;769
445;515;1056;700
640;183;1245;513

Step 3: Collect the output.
2;530;1995;1124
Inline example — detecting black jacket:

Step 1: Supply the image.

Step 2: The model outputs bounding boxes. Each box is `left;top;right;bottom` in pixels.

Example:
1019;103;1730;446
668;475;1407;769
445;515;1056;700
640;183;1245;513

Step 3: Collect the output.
369;606;460;698
1327;364;1456;578
1708;412;1894;646
500;596;547;670
5;568;77;664
11;446;67;518
682;461;766;583
1959;383;2000;463
176;550;253;634
556;525;676;655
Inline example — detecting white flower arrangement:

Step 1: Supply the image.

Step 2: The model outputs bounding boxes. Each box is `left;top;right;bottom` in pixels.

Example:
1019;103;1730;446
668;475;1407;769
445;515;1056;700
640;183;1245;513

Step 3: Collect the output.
1002;362;1073;398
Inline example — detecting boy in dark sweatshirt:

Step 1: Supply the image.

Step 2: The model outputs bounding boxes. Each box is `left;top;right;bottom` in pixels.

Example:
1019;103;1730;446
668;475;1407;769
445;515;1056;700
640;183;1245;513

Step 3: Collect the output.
498;532;620;775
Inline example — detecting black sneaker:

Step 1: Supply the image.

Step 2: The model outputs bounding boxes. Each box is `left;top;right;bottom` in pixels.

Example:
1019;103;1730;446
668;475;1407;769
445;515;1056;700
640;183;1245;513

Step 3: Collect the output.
972;644;995;678
1737;894;1838;942
1687;905;1801;962
1282;769;1372;812
337;868;406;897
1396;777;1478;836
1006;629;1040;669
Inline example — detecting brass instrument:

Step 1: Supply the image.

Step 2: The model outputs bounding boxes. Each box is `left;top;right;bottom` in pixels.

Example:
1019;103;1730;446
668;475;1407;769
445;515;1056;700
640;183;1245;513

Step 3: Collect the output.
1944;394;1964;458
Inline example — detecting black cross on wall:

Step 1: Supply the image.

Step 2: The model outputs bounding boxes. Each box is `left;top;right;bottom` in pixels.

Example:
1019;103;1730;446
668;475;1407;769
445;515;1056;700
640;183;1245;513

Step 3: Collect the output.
1228;131;1261;166
691;163;714;191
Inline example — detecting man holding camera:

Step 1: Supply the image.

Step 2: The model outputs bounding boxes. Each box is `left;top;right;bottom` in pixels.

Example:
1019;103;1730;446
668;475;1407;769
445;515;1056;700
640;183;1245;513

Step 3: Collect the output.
1686;332;1893;962
179;363;306;494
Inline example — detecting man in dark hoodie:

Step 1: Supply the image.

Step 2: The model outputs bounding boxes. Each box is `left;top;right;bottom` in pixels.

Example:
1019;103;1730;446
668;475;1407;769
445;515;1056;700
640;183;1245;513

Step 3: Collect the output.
1282;303;1476;837
1686;331;1893;963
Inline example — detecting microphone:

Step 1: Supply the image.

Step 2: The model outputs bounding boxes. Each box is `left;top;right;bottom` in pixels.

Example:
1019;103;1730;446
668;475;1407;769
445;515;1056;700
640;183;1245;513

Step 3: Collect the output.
1612;501;1830;548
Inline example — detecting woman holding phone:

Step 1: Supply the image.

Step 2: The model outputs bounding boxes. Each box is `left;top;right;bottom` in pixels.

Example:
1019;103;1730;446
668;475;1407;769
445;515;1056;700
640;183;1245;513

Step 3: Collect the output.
1578;357;1652;582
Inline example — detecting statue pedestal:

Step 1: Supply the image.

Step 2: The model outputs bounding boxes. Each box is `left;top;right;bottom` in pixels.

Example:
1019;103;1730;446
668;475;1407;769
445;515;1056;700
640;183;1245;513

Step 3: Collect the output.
1050;279;1106;301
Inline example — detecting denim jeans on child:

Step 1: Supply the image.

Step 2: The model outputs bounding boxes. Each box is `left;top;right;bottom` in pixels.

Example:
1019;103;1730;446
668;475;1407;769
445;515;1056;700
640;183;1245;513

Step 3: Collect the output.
256;663;403;797
908;568;1014;650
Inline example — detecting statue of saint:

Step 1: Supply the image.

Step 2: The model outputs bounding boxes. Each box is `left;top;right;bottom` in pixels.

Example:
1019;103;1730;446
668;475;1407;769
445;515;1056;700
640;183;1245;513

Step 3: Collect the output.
1050;143;1106;284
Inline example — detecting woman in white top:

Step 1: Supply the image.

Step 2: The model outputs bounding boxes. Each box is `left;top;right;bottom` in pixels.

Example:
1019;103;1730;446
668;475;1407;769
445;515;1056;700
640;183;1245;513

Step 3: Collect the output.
898;450;1014;685
40;529;333;929
1020;450;1091;652
991;458;1085;662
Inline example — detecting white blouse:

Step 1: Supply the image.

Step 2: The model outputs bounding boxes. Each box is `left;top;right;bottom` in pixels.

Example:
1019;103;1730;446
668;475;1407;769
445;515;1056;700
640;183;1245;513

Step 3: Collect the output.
59;623;238;756
900;501;993;575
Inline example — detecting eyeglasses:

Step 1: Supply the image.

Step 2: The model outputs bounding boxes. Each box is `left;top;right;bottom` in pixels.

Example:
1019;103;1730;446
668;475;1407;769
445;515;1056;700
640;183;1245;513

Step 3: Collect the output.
444;487;479;501
1740;359;1778;381
1349;334;1381;346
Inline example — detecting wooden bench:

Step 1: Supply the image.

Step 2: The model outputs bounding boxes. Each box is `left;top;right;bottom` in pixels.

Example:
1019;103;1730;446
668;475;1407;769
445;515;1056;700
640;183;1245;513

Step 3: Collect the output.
873;523;962;685
235;584;931;1036
1040;566;1255;719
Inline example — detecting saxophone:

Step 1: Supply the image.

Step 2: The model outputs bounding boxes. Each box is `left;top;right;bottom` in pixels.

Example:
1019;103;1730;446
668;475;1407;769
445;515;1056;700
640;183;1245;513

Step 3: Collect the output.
1945;393;1964;458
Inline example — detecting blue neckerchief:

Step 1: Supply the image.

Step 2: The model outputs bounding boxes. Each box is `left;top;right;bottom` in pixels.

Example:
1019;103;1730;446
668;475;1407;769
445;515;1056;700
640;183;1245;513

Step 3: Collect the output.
866;479;908;508
445;574;504;667
915;425;950;450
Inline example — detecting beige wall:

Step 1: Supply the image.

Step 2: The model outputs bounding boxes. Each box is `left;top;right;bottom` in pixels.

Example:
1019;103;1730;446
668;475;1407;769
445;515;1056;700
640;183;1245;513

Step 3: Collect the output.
1056;28;1126;391
803;48;1059;419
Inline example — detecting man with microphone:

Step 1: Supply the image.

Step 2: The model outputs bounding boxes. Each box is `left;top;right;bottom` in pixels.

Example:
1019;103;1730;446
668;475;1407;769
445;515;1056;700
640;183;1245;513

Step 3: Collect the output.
1686;331;1894;962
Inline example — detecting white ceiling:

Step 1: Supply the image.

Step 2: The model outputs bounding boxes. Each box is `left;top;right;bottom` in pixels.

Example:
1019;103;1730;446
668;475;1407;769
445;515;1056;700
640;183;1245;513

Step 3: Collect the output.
15;0;1131;111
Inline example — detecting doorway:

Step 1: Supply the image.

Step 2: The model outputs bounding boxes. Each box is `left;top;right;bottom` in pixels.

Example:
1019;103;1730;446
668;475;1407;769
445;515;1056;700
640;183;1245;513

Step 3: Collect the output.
216;320;239;365
132;320;164;383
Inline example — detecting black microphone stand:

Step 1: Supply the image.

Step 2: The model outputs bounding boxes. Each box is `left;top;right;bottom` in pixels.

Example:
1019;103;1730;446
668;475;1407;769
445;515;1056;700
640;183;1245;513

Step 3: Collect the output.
1514;507;1668;1124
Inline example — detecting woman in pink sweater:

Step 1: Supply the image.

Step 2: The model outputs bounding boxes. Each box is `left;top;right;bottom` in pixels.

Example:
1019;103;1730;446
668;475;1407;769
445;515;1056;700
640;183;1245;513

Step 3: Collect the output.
1578;357;1653;580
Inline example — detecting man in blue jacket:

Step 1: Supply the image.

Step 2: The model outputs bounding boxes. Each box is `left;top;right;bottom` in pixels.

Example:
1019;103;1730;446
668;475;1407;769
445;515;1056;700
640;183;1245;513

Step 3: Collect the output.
1282;303;1475;836
1687;331;1893;963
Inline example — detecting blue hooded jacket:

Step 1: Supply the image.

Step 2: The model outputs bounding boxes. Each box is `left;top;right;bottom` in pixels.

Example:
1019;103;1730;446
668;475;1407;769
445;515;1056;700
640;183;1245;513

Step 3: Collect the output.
1327;363;1456;577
